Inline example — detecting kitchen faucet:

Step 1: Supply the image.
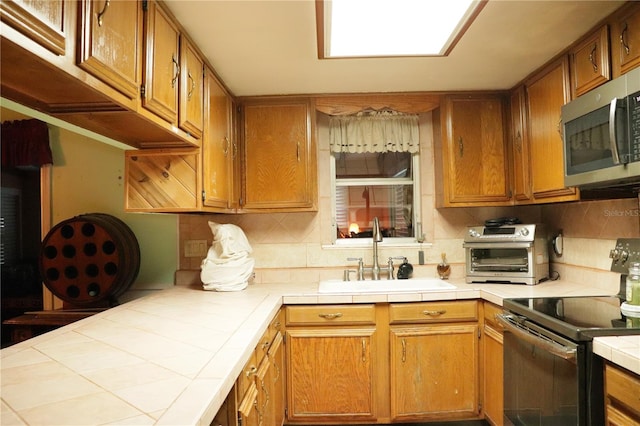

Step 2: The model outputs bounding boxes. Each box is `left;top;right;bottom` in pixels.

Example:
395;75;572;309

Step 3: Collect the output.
345;217;396;280
371;217;383;280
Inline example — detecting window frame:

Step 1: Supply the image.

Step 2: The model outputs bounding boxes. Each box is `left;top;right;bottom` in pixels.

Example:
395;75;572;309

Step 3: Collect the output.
330;153;422;246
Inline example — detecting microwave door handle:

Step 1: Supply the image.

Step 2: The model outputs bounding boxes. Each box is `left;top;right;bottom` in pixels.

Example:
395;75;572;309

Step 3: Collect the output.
608;98;622;165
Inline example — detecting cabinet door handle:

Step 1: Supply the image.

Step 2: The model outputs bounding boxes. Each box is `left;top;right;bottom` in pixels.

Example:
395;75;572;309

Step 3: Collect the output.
423;309;446;316
401;338;407;363
621;22;630;55
171;55;180;88
589;43;598;73
515;130;522;153
362;339;366;362
187;72;195;99
458;136;463;157
296;141;300;162
245;365;257;377
318;312;342;320
222;137;229;157
97;0;110;27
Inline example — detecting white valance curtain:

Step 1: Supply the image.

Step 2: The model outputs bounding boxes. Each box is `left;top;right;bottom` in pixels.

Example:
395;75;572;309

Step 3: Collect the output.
329;110;419;153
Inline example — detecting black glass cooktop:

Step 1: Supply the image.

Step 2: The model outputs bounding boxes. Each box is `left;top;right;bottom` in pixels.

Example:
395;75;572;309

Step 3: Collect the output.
503;296;640;341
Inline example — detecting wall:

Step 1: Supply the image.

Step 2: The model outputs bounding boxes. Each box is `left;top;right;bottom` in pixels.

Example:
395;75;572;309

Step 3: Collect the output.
1;104;178;297
48;126;178;291
179;114;608;282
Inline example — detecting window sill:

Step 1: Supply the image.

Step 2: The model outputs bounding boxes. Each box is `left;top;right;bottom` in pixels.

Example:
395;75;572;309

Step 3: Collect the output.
322;241;433;250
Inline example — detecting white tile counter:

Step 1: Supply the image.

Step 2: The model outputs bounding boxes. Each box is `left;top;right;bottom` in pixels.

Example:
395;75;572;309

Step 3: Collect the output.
1;279;637;425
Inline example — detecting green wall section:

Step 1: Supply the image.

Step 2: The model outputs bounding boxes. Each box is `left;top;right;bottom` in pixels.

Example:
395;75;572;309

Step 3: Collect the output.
48;127;177;289
2;100;178;290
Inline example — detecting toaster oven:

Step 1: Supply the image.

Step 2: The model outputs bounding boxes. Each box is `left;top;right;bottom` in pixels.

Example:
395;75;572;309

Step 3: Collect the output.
463;224;549;285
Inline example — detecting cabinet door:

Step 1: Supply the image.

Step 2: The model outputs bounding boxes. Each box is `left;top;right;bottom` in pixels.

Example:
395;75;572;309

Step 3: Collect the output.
203;67;233;210
510;86;531;203
611;3;640;77
78;0;141;99
241;99;317;211
142;0;179;124
179;36;204;138
390;324;479;421
267;332;285;426
483;323;504;426
286;328;377;423
570;25;610;97
439;95;511;206
0;0;66;55
526;57;579;203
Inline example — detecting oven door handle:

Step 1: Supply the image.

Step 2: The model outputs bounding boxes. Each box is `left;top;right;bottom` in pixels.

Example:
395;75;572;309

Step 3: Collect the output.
496;314;577;361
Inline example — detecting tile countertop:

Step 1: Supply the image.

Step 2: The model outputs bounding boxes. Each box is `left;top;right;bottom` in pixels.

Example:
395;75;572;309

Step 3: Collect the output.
1;279;639;426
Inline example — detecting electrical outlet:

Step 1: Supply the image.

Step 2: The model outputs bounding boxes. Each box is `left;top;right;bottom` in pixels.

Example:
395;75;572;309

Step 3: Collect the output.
184;239;208;257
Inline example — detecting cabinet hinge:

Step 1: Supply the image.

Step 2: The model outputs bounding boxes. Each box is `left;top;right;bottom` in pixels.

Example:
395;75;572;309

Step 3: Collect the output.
478;328;481;339
237;413;243;426
142;0;148;12
202;190;206;202
140;85;146;98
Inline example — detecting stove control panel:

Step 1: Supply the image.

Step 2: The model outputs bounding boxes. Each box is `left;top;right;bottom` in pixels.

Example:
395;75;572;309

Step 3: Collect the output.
610;238;640;274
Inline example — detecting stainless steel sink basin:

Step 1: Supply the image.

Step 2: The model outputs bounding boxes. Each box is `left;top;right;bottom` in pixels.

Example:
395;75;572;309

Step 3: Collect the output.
318;278;457;294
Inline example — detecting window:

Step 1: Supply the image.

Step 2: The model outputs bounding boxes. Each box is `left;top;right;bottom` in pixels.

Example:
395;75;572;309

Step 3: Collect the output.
328;111;421;245
333;152;419;244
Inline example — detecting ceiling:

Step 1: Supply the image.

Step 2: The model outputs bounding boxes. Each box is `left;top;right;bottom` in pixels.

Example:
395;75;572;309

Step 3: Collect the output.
167;1;623;97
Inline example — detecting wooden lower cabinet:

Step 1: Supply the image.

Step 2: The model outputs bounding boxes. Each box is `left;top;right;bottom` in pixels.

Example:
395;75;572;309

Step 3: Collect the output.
605;362;640;425
482;302;504;426
389;301;480;422
284;302;482;424
285;304;379;423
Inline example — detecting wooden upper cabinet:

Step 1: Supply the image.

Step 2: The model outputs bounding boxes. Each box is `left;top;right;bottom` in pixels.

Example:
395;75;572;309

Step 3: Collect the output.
526;57;579;203
435;94;511;207
611;2;640;77
142;0;180;125
202;66;234;211
0;0;66;55
179;36;204;138
240;98;317;211
78;0;141;99
124;148;200;212
509;86;531;203
570;25;610;97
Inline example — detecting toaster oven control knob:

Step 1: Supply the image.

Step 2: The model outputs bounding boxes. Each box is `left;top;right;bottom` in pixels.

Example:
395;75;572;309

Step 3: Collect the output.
520;228;530;237
468;229;479;238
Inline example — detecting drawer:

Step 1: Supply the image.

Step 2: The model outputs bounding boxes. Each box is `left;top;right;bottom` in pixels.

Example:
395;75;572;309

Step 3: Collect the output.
606;362;640;415
389;300;478;324
286;304;376;326
483;302;504;328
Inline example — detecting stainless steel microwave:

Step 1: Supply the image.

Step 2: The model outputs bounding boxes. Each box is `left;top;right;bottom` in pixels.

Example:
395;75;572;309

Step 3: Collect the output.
562;67;640;189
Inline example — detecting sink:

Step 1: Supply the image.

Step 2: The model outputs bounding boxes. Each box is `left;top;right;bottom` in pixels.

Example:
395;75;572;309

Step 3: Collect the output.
318;278;457;294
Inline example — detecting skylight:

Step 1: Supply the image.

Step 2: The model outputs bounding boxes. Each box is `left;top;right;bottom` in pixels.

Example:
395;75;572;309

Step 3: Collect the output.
319;0;482;58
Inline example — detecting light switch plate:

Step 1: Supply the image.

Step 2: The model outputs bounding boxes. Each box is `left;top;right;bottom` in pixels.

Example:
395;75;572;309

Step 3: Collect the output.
184;239;208;257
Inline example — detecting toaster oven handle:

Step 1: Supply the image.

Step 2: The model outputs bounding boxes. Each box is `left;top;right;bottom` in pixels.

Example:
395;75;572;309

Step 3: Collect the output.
609;98;622;165
497;314;577;362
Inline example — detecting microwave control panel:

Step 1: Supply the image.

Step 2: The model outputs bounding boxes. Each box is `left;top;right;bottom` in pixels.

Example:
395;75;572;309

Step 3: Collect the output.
610;238;640;273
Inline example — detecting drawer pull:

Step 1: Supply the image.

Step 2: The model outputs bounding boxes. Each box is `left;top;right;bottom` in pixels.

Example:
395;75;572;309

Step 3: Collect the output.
318;313;343;320
423;309;446;316
246;365;257;377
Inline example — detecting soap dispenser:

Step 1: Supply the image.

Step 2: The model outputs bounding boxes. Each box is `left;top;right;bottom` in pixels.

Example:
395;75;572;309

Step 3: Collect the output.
397;258;413;279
